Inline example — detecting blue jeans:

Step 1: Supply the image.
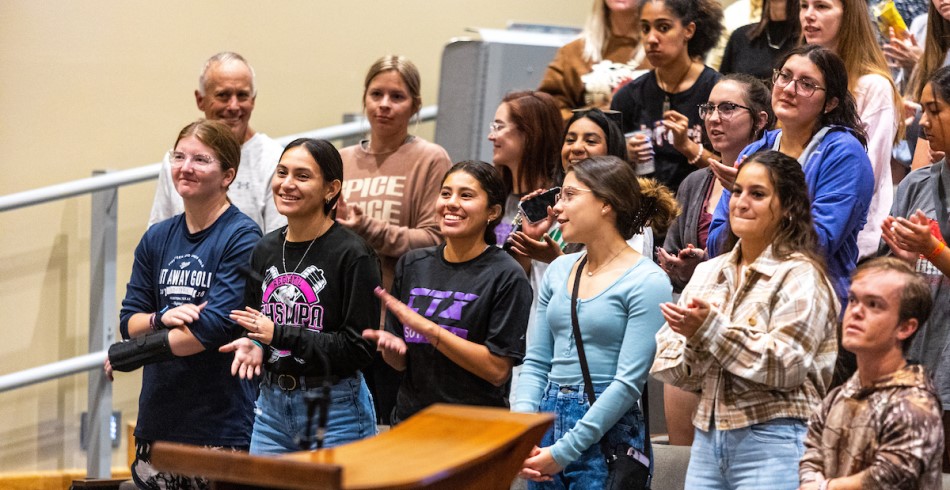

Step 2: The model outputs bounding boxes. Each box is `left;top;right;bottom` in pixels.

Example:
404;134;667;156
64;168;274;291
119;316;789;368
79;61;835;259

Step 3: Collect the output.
249;372;377;455
528;381;649;490
685;417;806;490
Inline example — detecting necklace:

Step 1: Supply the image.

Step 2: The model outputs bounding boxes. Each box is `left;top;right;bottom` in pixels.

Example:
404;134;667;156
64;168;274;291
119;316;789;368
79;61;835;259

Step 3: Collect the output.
362;135;413;155
765;29;784;50
585;247;626;277
282;220;330;274
659;61;694;114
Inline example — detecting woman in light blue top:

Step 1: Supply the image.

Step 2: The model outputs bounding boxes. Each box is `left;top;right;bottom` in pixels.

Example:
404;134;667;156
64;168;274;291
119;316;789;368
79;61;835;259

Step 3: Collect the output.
514;155;676;488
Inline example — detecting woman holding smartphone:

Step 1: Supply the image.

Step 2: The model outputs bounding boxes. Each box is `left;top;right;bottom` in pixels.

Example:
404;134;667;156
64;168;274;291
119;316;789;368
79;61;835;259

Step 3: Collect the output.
362;161;533;423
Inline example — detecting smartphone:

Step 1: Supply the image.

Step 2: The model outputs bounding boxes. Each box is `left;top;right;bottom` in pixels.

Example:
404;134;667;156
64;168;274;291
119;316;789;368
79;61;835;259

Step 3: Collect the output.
519;187;560;224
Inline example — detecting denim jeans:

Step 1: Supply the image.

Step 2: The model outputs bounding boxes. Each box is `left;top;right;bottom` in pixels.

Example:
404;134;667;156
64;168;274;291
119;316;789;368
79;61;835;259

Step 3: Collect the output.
528;381;648;490
249;372;377;455
684;417;806;490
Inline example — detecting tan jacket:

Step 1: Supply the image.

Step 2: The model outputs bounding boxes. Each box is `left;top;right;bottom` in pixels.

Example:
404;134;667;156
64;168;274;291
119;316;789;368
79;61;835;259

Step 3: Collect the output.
537;35;648;120
651;244;839;430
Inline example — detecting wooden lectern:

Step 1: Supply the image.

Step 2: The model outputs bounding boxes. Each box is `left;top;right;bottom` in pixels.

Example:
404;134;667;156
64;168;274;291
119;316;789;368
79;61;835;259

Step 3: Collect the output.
151;404;554;489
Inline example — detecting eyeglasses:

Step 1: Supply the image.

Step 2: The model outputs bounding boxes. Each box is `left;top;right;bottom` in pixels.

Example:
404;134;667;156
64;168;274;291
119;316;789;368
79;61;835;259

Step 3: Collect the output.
489;122;508;135
772;69;826;97
556;186;593;204
168;150;218;168
698;102;754;120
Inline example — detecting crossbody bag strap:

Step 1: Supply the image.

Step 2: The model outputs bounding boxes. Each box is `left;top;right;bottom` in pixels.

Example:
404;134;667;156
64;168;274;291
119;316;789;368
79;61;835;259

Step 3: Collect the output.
570;255;598;406
571;255;652;462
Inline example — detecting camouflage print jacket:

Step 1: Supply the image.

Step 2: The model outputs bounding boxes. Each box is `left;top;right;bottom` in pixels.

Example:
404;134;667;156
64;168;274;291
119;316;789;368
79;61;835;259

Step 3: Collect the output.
800;363;944;489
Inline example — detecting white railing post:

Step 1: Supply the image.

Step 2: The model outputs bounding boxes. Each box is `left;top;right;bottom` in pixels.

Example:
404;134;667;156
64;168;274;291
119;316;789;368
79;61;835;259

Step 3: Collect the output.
86;170;117;478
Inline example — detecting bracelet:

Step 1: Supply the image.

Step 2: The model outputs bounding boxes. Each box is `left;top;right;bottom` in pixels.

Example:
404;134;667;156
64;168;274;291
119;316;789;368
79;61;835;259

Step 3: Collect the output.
149;313;158;332
688;143;704;165
926;241;946;261
251;340;264;350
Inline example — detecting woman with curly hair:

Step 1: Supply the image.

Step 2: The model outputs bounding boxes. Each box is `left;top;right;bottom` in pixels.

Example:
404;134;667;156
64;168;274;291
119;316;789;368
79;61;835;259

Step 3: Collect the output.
610;0;724;193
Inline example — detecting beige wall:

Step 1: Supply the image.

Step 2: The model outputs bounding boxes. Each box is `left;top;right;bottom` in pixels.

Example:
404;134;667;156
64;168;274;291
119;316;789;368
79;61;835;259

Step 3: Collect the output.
0;0;589;472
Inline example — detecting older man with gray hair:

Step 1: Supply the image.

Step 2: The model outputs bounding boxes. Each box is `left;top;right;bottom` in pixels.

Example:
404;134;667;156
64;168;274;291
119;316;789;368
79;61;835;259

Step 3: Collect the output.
149;52;285;233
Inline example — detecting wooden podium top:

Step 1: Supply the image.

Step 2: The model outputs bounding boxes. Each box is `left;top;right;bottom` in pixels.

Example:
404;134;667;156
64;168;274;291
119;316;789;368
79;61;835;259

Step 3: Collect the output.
151;404;554;490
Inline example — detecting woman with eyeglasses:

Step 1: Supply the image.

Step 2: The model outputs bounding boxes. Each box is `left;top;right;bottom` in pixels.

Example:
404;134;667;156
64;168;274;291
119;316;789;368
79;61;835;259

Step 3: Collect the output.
656;73;774;447
707;44;874;316
514;155;678;488
487;91;564;250
800;0;903;260
652;150;839;489
610;0;724;193
508;108;654;264
106;120;262;488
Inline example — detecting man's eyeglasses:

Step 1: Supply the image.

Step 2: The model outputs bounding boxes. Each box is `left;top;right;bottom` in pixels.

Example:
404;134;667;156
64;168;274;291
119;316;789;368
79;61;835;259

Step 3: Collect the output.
772;69;826;97
698;102;754;120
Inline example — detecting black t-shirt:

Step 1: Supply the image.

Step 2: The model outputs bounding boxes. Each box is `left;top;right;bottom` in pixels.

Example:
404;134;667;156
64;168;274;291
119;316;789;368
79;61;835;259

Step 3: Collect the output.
611;66;721;192
720;22;796;81
386;245;532;422
246;223;381;378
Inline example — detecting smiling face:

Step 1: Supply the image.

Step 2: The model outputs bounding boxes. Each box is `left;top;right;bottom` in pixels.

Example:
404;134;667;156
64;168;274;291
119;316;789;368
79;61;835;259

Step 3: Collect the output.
271;146;340;220
195;61;256;143
437;170;501;244
729;162;783;245
639;0;695;68
364;70;417;139
800;0;843;49
704;81;758;156
561;117;608;171
772;55;832;131
843;269;917;356
487;102;526;169
920;82;950;153
171;135;234;202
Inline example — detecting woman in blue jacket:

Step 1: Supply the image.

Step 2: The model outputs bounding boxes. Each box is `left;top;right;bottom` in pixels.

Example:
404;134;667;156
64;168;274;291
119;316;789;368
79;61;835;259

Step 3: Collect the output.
707;44;874;310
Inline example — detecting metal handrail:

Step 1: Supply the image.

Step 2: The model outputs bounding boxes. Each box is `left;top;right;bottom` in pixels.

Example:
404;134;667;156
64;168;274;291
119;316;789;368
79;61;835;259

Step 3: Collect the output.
0;351;107;393
0;106;438;477
0;105;437;214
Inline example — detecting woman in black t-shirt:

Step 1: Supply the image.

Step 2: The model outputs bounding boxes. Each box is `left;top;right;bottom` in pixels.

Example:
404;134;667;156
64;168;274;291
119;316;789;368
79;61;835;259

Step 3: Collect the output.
611;0;724;193
362;161;533;423
220;138;381;454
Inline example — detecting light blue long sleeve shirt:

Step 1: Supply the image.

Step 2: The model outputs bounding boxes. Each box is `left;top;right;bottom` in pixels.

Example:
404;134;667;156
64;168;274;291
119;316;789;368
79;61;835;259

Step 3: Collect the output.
513;252;671;467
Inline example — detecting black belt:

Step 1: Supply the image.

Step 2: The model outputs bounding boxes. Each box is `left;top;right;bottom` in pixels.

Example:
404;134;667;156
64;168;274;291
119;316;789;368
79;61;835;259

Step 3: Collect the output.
261;370;352;391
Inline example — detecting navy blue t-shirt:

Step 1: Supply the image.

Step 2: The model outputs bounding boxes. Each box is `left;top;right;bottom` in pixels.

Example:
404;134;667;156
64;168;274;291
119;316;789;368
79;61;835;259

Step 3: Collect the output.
119;205;261;446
